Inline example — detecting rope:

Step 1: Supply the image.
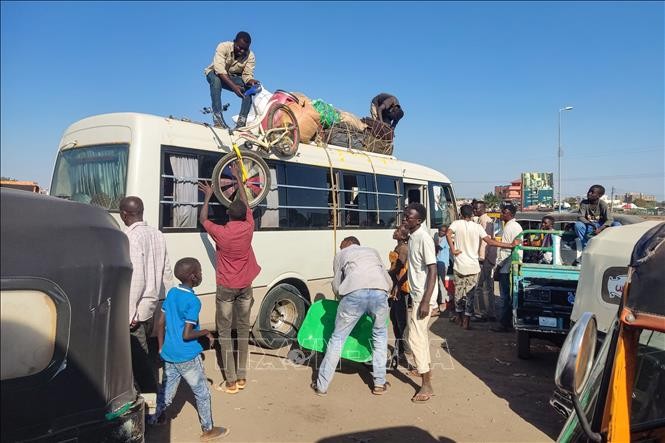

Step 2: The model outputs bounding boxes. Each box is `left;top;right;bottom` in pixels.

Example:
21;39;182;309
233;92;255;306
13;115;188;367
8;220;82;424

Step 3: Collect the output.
319;140;338;253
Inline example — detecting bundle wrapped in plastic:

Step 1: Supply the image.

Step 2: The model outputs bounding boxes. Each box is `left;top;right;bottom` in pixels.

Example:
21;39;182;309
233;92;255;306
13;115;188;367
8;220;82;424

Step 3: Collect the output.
311;99;341;129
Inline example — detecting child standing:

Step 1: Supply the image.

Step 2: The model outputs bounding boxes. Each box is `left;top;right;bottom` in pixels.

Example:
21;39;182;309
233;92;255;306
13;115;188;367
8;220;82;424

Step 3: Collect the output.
153;257;230;441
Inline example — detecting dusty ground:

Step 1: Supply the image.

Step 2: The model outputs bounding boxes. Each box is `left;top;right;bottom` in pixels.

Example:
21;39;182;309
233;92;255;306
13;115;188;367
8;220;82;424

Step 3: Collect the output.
146;308;566;443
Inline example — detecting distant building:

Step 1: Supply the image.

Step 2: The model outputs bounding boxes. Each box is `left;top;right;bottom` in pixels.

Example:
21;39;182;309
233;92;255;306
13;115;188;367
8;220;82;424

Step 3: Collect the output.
624;192;656;203
0;180;40;193
495;178;522;205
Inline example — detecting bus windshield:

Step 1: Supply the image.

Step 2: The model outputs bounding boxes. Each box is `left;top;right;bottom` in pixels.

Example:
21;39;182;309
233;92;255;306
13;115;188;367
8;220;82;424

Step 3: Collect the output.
51;144;129;211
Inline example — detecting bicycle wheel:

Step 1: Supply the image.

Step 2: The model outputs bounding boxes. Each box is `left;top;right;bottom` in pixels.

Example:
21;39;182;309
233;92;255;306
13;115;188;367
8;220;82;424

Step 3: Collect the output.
211;151;271;208
265;103;300;157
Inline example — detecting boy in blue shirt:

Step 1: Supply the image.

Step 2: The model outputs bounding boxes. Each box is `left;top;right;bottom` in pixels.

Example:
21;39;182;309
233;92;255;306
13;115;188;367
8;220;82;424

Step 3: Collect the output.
152;257;230;441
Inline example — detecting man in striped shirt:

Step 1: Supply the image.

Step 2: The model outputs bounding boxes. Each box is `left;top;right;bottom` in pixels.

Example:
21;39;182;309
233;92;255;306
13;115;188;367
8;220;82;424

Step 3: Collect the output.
120;196;173;397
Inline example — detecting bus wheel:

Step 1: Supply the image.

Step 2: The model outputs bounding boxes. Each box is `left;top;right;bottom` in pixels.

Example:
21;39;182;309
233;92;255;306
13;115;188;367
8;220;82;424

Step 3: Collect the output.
211;150;271;208
517;330;531;359
252;283;307;349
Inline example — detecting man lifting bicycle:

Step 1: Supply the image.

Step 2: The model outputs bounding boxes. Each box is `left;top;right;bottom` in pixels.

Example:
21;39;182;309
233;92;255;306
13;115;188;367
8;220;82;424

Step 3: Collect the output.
205;31;260;129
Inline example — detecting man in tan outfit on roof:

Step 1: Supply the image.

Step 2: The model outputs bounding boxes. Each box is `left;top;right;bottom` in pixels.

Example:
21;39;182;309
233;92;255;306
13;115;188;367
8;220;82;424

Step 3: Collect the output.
205;31;260;129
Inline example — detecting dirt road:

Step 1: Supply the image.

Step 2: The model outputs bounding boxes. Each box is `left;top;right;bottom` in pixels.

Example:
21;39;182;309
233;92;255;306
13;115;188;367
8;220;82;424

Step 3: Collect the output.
146;312;566;443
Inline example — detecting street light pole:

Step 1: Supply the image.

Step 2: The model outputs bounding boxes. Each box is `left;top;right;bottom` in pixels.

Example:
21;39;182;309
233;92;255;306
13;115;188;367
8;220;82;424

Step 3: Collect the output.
558;106;573;212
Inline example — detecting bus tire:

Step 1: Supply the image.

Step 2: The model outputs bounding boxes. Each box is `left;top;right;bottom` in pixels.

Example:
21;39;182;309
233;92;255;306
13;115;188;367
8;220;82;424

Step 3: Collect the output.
517;330;531;359
211;151;271;208
265;103;300;157
252;283;307;349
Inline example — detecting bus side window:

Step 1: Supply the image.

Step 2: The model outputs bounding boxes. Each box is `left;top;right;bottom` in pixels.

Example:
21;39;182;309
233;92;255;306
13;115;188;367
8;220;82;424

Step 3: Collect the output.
160;148;228;231
279;163;331;229
429;183;455;227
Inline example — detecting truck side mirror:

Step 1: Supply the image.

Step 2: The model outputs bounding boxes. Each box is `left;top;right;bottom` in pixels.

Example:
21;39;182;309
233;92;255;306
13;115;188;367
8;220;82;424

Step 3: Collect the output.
555;312;597;394
555;312;601;442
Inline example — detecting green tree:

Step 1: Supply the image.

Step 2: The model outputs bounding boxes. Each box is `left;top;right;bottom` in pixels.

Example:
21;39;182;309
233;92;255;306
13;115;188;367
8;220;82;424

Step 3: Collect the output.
482;192;500;209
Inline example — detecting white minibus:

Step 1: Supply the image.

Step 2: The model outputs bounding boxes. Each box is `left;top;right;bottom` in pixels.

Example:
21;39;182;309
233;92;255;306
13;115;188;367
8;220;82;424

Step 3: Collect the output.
50;112;457;348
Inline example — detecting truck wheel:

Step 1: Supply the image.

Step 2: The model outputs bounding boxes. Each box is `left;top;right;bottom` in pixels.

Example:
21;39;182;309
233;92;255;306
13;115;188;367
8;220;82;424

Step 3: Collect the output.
517;330;531;359
252;283;307;349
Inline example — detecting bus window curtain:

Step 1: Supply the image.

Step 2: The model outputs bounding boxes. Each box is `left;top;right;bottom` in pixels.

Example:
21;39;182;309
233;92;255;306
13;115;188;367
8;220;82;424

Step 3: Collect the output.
260;167;279;228
169;155;198;228
69;146;128;209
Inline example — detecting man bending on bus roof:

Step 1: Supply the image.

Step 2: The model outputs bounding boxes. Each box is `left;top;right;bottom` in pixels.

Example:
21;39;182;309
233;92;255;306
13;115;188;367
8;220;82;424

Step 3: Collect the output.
575;185;620;250
312;236;393;396
120;196;174;401
198;163;261;394
205;31;260;129
370;93;404;129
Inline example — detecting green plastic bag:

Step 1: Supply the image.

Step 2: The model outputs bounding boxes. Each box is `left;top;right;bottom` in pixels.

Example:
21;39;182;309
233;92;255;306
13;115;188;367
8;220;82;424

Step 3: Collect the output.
311;99;341;129
297;299;383;363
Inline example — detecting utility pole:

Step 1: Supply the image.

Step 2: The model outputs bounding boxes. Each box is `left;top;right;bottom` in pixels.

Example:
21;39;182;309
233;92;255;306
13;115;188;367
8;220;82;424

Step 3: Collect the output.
557;106;574;212
611;186;615;213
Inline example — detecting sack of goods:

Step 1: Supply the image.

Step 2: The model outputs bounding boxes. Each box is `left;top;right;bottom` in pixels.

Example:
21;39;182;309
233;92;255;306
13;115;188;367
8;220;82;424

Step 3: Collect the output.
322;121;365;150
286;92;322;143
361;117;394;155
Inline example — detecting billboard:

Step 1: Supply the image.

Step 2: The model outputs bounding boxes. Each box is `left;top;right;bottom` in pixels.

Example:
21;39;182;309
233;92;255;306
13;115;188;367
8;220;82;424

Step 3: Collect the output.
521;172;554;208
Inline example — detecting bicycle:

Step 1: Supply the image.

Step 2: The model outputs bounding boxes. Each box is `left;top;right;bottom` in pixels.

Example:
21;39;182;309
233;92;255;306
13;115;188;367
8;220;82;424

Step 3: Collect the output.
202;84;300;157
202;85;300;208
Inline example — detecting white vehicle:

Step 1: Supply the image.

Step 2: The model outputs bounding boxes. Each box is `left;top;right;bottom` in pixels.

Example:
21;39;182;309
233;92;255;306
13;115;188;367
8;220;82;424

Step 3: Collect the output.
50;112;457;348
571;220;662;334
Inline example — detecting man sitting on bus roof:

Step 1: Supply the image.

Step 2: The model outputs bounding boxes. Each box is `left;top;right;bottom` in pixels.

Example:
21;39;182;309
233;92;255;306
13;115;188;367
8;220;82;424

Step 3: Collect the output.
205;31;260;129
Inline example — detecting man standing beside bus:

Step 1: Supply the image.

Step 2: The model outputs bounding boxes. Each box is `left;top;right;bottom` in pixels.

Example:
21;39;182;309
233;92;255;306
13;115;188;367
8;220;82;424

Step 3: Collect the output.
205;31;259;129
403;202;438;403
472;201;497;321
120;196;174;402
490;204;524;333
199;164;261;394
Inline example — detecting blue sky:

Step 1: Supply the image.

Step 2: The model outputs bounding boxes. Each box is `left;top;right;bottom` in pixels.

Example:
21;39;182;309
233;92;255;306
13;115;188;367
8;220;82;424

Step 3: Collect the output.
2;1;663;200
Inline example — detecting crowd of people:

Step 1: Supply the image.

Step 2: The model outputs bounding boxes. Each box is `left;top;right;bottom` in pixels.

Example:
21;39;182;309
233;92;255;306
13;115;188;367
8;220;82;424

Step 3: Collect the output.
121;79;618;440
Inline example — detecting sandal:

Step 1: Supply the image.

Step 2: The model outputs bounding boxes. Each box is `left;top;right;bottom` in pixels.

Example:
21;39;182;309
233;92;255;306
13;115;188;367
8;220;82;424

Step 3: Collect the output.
411;392;433;403
372;381;391;395
236;379;246;390
430;308;441;317
214;381;239;394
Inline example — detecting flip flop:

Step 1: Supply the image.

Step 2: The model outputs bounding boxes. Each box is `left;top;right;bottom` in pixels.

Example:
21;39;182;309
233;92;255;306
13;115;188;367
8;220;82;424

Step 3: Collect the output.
372;381;391;395
215;382;239;394
411;392;433;403
236;379;247;390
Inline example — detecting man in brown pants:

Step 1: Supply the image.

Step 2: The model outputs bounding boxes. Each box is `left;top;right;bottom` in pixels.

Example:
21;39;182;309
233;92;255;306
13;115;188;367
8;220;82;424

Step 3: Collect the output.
199;163;261;393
